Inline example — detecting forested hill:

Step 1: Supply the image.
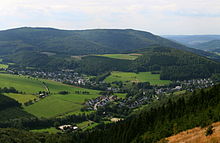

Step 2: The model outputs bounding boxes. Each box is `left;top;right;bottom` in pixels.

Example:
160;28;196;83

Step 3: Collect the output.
7;45;220;80
193;40;220;51
75;46;220;80
0;27;218;60
2;84;220;143
0;93;33;121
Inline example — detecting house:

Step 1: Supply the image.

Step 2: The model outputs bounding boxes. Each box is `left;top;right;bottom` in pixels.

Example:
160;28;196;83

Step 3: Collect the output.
58;125;79;131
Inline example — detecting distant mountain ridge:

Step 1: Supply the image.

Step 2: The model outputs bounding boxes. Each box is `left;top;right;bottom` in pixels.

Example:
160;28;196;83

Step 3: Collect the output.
0;27;219;60
162;35;220;46
193;40;220;51
163;35;220;53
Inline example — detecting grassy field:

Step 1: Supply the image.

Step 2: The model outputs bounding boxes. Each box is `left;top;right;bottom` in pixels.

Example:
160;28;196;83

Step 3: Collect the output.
5;93;37;104
24;93;99;118
104;71;171;85
0;74;46;93
31;127;61;134
0;64;8;69
77;121;95;130
114;93;127;99
96;53;142;60
0;73;100;118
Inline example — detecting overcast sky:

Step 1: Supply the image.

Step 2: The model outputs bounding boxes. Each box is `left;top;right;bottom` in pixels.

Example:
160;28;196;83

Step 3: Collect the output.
0;0;220;35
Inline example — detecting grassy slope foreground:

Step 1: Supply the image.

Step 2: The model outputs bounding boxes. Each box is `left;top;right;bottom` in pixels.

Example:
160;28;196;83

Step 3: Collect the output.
166;122;220;143
0;73;100;118
104;71;171;85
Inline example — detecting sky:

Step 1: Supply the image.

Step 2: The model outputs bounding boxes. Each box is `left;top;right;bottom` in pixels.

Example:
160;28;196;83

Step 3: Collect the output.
0;0;220;35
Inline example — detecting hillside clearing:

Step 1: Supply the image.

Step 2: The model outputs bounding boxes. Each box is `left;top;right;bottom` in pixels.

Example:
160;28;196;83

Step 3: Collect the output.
5;93;37;104
104;71;171;85
96;53;142;60
0;73;101;118
24;93;100;118
0;64;8;69
0;74;46;93
31;127;61;134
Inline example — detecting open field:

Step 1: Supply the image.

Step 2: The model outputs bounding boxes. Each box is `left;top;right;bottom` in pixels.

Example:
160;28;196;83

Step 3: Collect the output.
104;71;171;85
40;79;98;94
77;121;95;130
57;110;95;118
114;93;127;99
0;73;101;118
5;93;37;104
166;122;220;143
96;53;142;60
0;64;8;69
0;74;46;93
31;127;61;134
24;93;100;118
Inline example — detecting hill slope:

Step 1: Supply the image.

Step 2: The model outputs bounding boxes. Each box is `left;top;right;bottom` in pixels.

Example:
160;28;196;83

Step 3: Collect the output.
162;35;220;47
0;93;33;121
77;46;220;80
71;84;220;143
0;27;218;59
166;122;220;143
193;40;220;51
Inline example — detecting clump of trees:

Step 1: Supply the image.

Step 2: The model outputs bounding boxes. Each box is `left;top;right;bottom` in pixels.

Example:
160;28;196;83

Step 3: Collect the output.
0;87;19;93
206;125;214;136
58;91;69;95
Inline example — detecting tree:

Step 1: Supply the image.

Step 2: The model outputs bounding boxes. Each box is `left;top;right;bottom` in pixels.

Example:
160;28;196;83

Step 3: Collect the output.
205;125;214;136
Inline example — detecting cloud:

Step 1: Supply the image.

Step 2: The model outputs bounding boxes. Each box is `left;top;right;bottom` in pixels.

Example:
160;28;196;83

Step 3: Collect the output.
0;0;219;34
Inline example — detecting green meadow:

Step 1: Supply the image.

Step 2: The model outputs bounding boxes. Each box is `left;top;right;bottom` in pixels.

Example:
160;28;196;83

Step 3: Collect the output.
104;71;171;85
96;53;141;60
31;127;61;134
5;93;37;104
0;74;46;93
24;93;99;118
0;64;8;69
0;73;100;118
114;93;127;99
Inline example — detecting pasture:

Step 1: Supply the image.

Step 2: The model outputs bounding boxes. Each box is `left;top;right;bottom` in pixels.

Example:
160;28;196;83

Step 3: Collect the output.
31;127;61;134
104;71;171;85
5;93;37;104
24;93;99;118
0;73;100;118
114;93;127;99
96;53;142;60
0;74;46;93
0;64;8;69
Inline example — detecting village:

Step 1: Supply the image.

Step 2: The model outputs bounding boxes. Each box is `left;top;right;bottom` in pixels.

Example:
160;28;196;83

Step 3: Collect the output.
84;95;118;110
4;68;217;111
84;78;216;111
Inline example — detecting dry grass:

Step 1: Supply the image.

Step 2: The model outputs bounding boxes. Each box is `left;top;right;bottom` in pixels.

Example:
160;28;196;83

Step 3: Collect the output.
166;122;220;143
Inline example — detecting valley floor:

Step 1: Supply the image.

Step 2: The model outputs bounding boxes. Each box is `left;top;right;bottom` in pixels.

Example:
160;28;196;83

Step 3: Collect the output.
166;122;220;143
